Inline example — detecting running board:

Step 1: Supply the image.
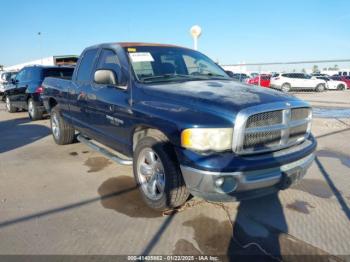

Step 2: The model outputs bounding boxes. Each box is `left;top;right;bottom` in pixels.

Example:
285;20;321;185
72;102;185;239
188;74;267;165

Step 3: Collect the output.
77;135;133;166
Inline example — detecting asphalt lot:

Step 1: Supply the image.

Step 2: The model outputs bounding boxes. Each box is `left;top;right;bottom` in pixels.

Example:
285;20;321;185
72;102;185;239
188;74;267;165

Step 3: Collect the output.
0;90;350;261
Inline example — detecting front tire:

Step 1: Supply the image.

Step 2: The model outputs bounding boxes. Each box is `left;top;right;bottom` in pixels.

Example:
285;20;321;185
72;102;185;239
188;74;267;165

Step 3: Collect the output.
28;98;43;120
50;106;75;145
316;84;325;92
5;96;17;113
133;134;189;211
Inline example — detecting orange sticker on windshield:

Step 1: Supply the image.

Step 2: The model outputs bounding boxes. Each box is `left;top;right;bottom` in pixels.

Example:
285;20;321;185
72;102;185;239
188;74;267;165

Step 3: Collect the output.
127;48;136;52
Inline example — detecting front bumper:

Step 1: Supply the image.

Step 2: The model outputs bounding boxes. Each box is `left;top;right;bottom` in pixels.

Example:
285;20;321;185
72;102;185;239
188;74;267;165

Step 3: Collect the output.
180;153;315;202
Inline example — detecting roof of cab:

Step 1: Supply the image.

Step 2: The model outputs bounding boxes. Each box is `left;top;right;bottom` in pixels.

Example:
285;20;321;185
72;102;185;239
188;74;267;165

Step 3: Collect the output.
117;42;187;49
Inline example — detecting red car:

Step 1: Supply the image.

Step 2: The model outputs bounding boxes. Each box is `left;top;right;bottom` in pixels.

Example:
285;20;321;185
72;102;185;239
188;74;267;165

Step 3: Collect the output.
247;74;271;87
330;75;350;89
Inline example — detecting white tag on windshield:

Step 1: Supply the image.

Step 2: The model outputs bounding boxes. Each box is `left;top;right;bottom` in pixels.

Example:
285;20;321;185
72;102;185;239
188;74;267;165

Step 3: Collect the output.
129;52;154;62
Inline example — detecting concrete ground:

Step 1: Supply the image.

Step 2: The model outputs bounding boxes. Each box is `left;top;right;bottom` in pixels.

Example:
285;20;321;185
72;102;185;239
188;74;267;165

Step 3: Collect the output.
0;90;349;261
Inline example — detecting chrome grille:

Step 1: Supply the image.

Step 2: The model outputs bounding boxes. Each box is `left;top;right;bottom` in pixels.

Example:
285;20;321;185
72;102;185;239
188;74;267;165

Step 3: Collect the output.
290;123;308;140
291;108;310;121
246;110;283;128
232;102;312;155
243;130;281;149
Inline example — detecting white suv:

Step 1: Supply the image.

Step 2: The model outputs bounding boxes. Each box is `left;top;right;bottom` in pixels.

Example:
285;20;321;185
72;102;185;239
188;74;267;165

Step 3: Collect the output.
313;76;347;90
0;71;17;95
270;73;327;92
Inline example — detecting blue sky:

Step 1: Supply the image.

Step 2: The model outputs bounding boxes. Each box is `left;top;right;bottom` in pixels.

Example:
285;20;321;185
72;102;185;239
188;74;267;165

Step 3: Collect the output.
1;0;350;67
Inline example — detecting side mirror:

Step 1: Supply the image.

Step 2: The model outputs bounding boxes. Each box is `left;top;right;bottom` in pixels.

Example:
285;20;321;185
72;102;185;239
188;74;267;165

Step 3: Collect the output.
11;79;17;84
94;69;118;85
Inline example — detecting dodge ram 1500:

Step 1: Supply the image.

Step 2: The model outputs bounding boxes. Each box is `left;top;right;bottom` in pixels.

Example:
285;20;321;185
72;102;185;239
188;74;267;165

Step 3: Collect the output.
42;42;317;210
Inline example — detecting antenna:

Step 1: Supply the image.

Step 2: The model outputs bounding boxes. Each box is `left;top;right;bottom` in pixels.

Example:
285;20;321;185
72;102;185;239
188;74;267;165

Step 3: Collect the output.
190;25;202;50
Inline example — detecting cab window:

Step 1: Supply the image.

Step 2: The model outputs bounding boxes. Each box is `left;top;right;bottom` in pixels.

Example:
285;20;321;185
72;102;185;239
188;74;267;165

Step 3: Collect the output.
76;49;98;82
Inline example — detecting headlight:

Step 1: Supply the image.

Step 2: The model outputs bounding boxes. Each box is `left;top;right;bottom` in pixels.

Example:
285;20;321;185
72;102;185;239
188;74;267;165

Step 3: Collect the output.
181;128;233;151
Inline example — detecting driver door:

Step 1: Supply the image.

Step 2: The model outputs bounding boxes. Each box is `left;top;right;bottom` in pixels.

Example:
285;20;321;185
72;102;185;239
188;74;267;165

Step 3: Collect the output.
85;48;131;155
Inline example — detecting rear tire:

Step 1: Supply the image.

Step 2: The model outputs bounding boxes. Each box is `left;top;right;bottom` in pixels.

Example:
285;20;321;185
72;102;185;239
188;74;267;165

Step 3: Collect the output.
5;96;17;113
316;84;325;92
133;133;189;211
50;106;75;145
337;84;345;91
281;83;291;92
28;98;43;121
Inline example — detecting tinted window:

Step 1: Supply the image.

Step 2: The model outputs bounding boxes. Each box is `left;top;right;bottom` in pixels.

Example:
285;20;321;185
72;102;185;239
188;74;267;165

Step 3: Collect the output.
76;49;98;82
27;68;42;80
295;74;305;79
281;74;289;77
96;49;126;85
16;69;27;82
43;68;74;79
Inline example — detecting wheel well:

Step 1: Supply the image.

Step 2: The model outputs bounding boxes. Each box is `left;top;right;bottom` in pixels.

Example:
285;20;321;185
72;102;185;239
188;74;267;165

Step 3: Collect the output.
132;126;168;151
48;98;57;111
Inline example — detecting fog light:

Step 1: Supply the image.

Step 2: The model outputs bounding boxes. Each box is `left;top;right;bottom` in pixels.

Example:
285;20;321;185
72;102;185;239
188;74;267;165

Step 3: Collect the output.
215;176;237;193
215;177;225;187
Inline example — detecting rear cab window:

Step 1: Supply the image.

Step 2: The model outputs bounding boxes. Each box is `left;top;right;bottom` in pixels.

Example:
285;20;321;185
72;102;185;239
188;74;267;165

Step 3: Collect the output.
43;68;74;79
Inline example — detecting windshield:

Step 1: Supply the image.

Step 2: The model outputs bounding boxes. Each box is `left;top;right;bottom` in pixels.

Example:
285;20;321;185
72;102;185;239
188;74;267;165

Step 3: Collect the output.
124;46;230;83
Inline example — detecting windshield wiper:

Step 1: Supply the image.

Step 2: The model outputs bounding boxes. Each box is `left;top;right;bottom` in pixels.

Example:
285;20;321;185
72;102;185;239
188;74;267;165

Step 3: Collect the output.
140;74;201;83
195;73;229;79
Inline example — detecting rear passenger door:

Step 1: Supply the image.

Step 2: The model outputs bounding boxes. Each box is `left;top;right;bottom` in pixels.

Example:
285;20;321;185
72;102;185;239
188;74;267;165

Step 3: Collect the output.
68;49;99;134
300;74;314;89
85;48;131;155
11;68;30;108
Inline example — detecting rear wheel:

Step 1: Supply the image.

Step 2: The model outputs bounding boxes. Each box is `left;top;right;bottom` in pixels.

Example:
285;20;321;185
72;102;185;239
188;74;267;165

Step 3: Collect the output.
50;106;75;145
133;134;189;211
316;84;325;92
281;83;291;92
337;84;345;91
28;98;43;120
5;96;17;113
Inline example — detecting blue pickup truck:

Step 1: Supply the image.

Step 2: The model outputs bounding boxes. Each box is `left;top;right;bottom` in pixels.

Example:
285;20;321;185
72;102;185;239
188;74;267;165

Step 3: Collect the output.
42;42;316;210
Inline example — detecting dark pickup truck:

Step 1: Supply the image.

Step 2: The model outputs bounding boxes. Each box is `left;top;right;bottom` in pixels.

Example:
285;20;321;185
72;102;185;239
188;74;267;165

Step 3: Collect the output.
42;42;316;210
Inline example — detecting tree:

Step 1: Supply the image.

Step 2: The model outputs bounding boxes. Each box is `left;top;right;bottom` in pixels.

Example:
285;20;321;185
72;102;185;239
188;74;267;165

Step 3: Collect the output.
301;68;306;73
312;65;319;73
0;65;3;71
328;64;339;71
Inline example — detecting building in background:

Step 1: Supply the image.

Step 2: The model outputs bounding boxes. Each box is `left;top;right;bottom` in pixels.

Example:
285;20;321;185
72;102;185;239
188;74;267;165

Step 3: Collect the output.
4;55;78;71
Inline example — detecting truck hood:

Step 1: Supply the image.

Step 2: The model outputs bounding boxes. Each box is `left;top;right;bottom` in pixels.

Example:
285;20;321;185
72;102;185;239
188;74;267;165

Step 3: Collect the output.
139;80;301;118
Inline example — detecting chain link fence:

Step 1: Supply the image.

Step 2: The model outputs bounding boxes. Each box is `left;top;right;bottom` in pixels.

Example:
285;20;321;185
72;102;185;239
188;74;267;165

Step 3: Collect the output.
221;59;350;93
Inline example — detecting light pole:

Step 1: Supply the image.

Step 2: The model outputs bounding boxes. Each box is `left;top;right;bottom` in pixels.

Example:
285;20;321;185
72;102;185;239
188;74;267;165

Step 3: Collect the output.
38;32;43;65
190;25;202;50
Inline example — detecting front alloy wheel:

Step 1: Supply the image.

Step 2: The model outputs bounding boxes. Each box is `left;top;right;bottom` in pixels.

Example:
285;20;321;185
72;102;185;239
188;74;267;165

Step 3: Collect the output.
51;111;60;140
133;134;189;211
136;148;165;201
